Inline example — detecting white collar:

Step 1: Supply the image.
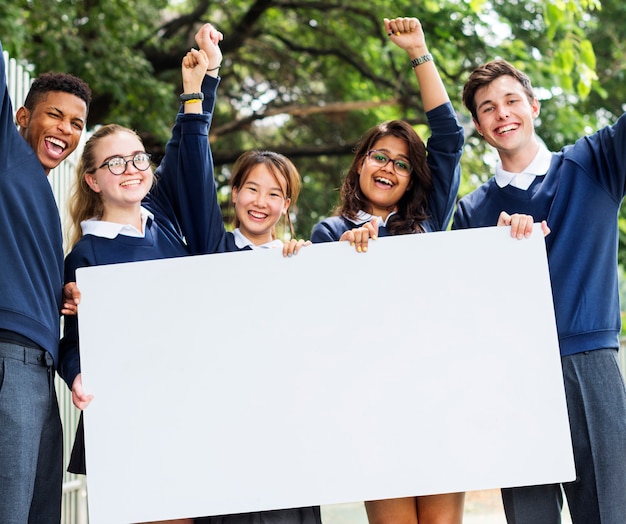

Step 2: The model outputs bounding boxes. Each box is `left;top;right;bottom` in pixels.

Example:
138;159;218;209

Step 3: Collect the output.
494;143;553;190
80;206;154;239
349;210;397;227
233;228;284;250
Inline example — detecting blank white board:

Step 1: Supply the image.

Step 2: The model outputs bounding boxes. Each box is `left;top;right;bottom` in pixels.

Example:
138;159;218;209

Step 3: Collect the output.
76;225;574;523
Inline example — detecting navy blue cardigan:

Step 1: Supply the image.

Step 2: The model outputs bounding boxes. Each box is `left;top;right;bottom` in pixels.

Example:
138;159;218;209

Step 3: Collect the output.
0;41;65;362
59;76;224;387
453;113;626;357
311;102;463;242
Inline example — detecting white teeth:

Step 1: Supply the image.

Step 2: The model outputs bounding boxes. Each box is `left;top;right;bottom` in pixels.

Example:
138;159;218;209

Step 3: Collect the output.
498;124;517;134
249;211;267;219
46;137;66;149
374;176;393;186
120;180;141;187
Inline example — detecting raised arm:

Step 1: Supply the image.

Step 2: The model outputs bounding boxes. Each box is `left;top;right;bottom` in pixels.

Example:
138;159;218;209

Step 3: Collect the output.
195;22;223;82
386;17;463;231
1;40;22;170
182;22;223;115
385;17;448;111
149;24;228;255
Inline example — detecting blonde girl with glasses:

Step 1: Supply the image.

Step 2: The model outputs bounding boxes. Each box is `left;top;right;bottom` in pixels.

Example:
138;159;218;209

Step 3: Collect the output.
58;24;224;524
310;16;466;524
60;21;313;524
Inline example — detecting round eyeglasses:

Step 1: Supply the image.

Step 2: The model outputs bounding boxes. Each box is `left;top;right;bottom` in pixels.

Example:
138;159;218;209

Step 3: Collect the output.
98;152;152;175
366;150;412;176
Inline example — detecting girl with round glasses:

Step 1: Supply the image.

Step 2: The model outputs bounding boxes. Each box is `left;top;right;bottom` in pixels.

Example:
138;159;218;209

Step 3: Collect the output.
97;151;152;175
59;23;315;524
311;17;463;257
311;16;465;524
58;25;224;524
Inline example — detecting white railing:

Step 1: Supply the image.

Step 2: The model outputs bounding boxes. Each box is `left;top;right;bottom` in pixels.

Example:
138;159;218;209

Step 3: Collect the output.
4;48;88;524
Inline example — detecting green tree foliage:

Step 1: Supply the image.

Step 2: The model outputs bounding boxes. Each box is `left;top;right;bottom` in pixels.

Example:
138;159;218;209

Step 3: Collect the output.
2;0;624;244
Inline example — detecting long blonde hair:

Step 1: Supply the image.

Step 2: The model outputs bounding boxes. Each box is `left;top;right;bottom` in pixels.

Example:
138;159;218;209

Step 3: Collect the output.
66;124;145;248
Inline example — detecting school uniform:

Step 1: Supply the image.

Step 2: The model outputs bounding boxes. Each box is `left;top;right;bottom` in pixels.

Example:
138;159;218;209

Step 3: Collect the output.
59;77;221;474
0;40;64;523
453;114;626;524
311;101;463;242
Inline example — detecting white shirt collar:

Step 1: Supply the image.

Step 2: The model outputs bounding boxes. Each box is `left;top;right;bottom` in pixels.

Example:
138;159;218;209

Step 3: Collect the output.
494;143;553;190
80;207;154;239
232;228;284;250
350;210;397;227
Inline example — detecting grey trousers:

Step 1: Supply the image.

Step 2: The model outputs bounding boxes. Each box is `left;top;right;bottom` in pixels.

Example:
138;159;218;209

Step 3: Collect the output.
0;342;63;524
502;348;626;524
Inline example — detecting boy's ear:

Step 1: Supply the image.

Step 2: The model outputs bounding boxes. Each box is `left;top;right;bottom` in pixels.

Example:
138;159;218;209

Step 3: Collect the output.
473;118;484;136
531;98;541;119
15;106;30;130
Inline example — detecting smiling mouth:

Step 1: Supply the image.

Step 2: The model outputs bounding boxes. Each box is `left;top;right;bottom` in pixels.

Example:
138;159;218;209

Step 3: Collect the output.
248;210;268;220
496;124;519;135
120;180;141;187
45;137;67;154
374;176;394;187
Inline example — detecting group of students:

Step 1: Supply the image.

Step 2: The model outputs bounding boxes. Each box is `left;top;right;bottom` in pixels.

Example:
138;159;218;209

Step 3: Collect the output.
1;13;626;524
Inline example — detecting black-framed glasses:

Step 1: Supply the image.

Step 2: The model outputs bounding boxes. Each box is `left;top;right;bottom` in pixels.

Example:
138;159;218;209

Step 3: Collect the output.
98;152;152;175
366;150;412;177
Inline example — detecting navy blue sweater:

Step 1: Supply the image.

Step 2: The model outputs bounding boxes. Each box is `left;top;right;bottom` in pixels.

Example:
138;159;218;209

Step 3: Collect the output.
311;102;463;242
453;113;626;356
58;76;221;387
0;41;64;362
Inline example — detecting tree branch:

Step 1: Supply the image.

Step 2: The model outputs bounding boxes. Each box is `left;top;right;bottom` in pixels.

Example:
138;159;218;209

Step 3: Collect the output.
210;98;401;139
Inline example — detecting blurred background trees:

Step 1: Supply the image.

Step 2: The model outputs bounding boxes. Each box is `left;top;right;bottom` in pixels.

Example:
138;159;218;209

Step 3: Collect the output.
2;0;624;247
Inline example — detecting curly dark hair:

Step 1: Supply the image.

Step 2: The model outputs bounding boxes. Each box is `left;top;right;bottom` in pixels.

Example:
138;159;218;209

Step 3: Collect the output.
336;120;433;235
24;72;92;114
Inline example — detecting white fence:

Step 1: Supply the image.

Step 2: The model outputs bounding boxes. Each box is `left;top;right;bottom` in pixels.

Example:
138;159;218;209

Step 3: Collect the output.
4;48;88;523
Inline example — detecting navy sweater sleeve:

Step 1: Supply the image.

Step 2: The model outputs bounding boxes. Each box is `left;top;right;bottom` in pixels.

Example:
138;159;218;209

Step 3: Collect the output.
150;75;227;255
0;41;64;362
452;114;626;356
57;83;225;386
424;102;464;231
311;103;463;242
311;217;346;243
311;216;396;243
58;245;95;387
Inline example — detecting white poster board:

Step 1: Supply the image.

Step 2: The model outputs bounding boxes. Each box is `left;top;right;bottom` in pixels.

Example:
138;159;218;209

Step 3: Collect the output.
76;225;574;523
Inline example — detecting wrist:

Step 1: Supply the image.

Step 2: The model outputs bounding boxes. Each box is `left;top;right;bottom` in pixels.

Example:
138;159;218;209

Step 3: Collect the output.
179;92;204;103
410;53;433;68
406;45;429;58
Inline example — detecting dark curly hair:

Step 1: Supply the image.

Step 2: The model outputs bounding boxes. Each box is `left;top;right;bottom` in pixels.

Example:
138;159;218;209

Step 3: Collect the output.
336;120;433;235
24;72;92;114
